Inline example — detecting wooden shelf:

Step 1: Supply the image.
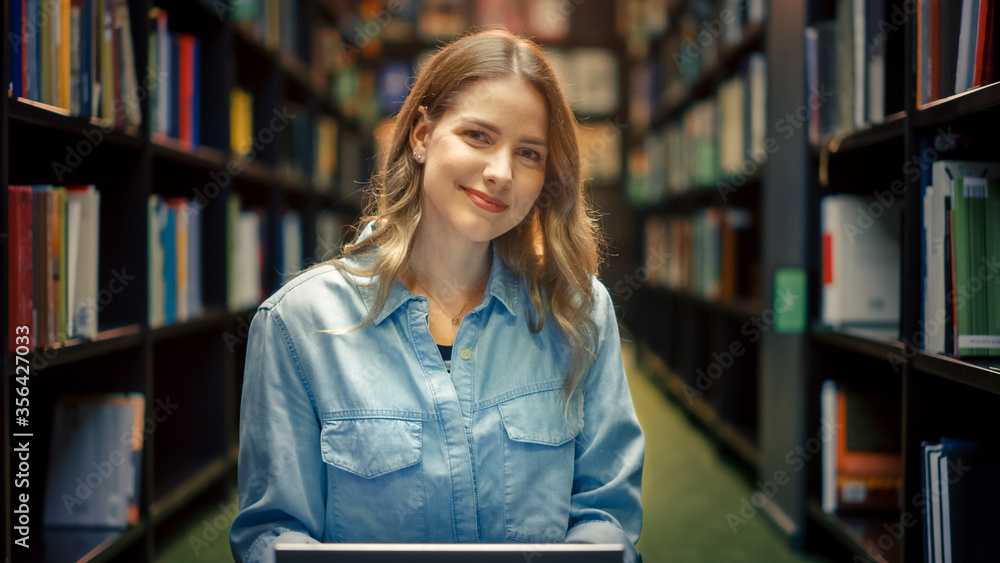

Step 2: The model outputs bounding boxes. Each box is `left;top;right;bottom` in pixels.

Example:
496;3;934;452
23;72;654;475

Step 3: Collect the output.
810;324;905;362
151;455;232;526
36;523;146;563
638;343;760;471
812;112;906;157
910;353;1000;396
5;325;145;374
914;81;1000;129
8;98;145;151
806;499;899;563
648;286;764;323
150;307;231;343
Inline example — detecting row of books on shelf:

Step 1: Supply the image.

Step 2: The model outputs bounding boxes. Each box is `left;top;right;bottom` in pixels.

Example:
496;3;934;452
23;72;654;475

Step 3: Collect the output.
821;160;1000;359
917;0;997;107
43;393;145;529
921;160;1000;357
7;185;347;342
805;0;906;141
920;438;1000;563
223;194;346;313
9;0;142;127
148;8;200;148
820;380;901;514
627;52;766;206
331;0;576;49
638;0;766;117
148;196;203;328
229;88;341;192
643;210;759;301
7;185;100;352
806;0;997;142
230;0;307;58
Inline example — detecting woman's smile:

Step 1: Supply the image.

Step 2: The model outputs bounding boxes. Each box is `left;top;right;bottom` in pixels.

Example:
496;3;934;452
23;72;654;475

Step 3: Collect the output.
462;186;509;213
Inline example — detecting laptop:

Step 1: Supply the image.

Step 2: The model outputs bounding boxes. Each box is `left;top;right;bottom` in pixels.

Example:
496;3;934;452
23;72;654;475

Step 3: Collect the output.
274;543;625;563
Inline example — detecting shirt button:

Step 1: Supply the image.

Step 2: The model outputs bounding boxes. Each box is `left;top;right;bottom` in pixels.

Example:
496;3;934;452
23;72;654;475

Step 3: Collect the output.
460;349;472;360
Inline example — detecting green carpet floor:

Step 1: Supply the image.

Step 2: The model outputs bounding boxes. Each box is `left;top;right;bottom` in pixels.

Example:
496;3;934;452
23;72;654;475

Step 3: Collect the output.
156;343;833;563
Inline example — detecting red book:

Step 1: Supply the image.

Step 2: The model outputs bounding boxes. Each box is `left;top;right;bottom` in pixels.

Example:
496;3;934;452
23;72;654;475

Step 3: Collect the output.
931;0;942;101
975;0;995;85
178;34;195;149
8;186;35;352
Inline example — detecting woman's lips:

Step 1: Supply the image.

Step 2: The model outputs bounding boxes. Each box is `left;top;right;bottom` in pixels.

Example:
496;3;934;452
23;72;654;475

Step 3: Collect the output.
463;186;508;213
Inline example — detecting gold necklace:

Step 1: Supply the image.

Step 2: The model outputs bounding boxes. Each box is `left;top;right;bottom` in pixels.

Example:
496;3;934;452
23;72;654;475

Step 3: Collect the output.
411;269;489;326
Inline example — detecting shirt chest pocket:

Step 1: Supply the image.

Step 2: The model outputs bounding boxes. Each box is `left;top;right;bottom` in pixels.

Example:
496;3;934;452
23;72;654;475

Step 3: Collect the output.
320;418;427;542
498;390;583;543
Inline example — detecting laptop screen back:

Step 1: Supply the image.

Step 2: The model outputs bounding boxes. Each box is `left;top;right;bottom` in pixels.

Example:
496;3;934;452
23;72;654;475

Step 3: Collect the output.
274;543;625;563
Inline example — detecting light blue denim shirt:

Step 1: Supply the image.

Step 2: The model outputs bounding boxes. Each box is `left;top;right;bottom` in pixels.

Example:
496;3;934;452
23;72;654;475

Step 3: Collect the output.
230;234;645;563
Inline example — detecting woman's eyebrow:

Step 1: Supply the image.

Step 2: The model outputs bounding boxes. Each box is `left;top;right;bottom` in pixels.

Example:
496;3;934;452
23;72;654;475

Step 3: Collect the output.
460;117;547;147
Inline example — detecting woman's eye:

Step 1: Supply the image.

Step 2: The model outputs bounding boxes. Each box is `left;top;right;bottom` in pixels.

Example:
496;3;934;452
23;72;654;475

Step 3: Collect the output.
465;130;489;143
518;149;542;161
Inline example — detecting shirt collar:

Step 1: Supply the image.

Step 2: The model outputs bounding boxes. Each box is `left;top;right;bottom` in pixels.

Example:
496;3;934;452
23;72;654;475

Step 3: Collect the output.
347;221;521;325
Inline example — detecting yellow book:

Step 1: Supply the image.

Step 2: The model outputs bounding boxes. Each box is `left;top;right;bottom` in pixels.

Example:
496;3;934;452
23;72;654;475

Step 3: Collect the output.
173;201;189;322
230;88;253;155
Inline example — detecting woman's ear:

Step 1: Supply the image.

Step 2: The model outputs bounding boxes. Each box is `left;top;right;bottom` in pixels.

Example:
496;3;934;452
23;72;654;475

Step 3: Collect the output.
409;106;429;156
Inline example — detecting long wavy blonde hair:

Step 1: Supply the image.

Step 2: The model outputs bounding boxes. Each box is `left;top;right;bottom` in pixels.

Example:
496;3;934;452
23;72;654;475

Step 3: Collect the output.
333;29;604;398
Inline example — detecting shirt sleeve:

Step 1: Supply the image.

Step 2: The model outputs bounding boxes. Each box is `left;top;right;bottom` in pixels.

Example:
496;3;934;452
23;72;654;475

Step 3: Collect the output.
566;281;645;563
230;306;324;563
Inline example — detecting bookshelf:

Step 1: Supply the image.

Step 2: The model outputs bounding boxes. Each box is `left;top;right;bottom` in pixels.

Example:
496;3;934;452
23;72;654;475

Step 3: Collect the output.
625;0;1000;561
622;0;768;475
3;0;363;560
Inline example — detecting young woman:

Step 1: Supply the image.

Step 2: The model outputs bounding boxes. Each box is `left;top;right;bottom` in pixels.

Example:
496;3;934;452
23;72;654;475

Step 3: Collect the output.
230;29;644;563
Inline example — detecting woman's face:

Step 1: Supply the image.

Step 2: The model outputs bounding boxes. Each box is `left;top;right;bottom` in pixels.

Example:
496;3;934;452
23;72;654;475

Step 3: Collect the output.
411;77;549;247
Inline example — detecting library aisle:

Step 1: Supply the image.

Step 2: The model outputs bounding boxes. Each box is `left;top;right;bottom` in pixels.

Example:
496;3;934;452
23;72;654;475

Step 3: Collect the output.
153;341;831;563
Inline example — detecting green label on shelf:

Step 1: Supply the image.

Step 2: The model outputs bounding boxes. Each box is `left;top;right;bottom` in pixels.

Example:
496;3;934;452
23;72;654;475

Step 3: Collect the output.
774;268;807;334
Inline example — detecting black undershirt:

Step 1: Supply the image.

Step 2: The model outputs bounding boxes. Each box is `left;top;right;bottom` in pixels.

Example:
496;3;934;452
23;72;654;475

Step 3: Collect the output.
438;344;453;362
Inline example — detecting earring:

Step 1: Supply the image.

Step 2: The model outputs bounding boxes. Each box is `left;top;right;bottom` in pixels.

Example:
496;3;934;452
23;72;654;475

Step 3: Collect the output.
413;151;423;162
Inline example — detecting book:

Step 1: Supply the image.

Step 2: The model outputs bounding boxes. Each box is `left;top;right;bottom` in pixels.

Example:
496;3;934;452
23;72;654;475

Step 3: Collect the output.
148;195;166;328
951;176;1000;356
955;0;981;93
821;380;902;513
821;194;901;328
923;161;1000;355
43;393;145;528
921;438;1000;563
32;187;57;348
65;185;100;341
972;0;995;87
8;186;35;352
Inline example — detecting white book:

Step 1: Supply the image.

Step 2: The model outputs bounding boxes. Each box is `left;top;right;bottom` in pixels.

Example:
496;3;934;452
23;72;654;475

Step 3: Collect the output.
954;0;980;93
282;210;303;285
66;186;100;340
821;193;901;327
820;380;838;513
